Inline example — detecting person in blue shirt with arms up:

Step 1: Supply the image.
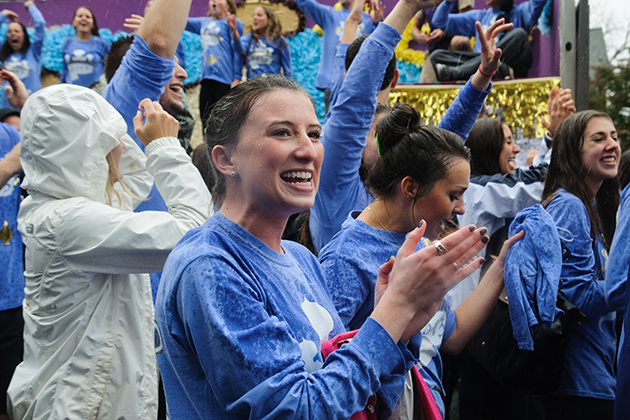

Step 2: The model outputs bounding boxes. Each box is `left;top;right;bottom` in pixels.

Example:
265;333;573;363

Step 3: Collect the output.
229;6;292;80
429;0;548;81
186;0;244;120
0;1;46;109
294;0;382;112
61;7;110;88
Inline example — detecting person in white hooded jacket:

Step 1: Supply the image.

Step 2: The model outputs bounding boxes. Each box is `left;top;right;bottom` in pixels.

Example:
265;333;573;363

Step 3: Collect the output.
6;84;212;420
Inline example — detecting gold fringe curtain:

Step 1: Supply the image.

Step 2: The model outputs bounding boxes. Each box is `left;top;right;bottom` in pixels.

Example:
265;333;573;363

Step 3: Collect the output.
389;77;561;139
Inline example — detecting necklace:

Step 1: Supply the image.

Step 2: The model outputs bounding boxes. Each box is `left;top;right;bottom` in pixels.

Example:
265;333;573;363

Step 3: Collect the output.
368;206;401;245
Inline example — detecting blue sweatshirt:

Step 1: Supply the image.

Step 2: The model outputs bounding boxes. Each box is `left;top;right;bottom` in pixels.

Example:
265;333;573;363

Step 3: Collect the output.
294;0;375;90
0;123;23;312
311;22;491;253
0;4;46;108
432;0;548;53
234;33;292;79
102;34;174;214
155;213;417;419
545;190;617;400
186;16;244;85
61;36;110;87
606;184;630;418
319;212;454;417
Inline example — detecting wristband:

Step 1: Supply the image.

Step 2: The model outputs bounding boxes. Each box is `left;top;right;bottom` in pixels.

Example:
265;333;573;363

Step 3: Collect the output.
478;65;496;78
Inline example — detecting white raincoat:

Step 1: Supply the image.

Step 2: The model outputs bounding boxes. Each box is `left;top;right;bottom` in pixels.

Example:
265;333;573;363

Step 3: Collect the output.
7;85;212;420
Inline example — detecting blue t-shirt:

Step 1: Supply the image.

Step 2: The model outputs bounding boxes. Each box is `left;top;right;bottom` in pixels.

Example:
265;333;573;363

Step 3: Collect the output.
545;190;617;400
234;33;292;79
294;0;376;90
311;21;491;253
186;16;244;85
319;212;455;417
61;36;110;87
0;123;23;312
155;213;416;419
102;34;174;214
432;0;548;53
0;5;46;108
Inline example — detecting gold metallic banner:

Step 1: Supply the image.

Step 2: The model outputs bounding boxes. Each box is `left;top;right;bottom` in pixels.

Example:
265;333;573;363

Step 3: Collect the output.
390;77;562;139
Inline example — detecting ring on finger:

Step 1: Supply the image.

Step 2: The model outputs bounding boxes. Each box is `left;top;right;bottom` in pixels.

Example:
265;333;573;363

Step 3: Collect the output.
453;262;458;270
434;240;448;256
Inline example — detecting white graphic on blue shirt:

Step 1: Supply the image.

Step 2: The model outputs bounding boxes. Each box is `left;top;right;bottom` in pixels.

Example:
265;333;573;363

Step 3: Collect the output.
419;304;447;367
65;49;95;82
299;298;333;373
335;21;368;41
0;151;17;197
202;21;224;50
248;39;274;70
4;56;30;79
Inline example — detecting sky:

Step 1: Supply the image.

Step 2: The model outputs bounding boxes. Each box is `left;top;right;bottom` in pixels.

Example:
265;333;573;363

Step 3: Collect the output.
588;0;630;64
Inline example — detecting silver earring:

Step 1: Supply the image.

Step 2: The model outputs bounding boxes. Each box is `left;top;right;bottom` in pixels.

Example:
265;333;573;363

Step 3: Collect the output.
229;171;236;178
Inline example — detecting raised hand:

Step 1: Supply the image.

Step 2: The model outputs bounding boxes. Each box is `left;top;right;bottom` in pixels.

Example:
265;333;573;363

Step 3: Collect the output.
133;98;180;147
123;14;144;33
477;19;513;77
24;1;34;10
1;9;19;22
0;69;29;110
369;0;384;24
541;87;576;138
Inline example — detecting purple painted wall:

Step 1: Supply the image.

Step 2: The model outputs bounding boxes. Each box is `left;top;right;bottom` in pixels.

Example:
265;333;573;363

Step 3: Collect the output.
0;0;559;76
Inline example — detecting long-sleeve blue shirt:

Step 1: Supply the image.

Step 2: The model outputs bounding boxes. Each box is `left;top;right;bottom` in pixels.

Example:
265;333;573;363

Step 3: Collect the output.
432;0;548;53
0;123;23;312
234;33;292;79
0;4;46;108
61;36;110;87
294;0;375;90
319;212;453;417
545;190;617;400
155;213;417;419
186;16;244;84
310;22;491;253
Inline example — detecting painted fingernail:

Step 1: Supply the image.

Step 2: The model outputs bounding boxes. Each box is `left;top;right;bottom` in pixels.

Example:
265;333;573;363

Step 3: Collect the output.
417;219;425;229
481;235;489;244
479;227;488;236
468;225;476;232
479;258;485;266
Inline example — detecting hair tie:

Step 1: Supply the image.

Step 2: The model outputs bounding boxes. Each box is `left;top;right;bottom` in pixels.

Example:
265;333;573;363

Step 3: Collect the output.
376;133;383;158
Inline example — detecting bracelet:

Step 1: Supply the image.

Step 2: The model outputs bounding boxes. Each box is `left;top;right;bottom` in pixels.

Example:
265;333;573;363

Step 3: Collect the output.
478;65;496;78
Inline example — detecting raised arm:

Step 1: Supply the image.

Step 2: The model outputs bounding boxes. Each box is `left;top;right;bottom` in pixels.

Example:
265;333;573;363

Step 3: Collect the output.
137;0;193;59
438;19;511;140
25;2;46;60
432;0;480;37
293;0;334;28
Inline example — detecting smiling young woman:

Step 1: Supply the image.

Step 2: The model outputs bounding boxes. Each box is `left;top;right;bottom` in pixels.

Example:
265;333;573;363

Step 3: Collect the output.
538;110;621;420
0;1;46;108
60;7;110;88
153;74;494;419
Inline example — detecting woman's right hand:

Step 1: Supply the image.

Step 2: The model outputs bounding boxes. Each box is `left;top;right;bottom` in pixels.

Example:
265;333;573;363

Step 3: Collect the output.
133;98;180;147
371;223;489;343
1;9;18;22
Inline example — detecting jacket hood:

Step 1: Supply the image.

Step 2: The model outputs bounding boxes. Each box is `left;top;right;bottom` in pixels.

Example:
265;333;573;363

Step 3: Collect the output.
20;85;128;202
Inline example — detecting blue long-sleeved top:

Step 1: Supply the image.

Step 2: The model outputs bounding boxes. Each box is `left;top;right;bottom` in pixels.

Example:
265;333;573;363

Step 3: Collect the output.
545;190;617;400
294;0;375;90
449;165;547;309
0;4;45;108
233;33;292;79
61;36;110;87
155;213;417;419
432;0;548;53
0;123;23;312
102;35;174;214
186;16;244;84
319;212;452;417
310;22;491;253
504;204;562;351
607;184;630;418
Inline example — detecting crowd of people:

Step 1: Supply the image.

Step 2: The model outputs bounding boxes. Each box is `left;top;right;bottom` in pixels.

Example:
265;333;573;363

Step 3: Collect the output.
0;0;629;419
